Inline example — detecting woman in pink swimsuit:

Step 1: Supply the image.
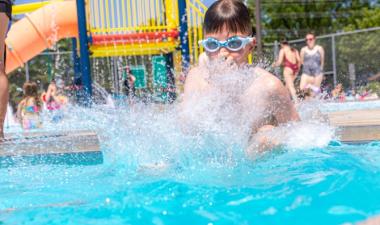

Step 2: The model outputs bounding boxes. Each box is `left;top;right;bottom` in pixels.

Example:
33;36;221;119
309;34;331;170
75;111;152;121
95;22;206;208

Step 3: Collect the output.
273;39;301;102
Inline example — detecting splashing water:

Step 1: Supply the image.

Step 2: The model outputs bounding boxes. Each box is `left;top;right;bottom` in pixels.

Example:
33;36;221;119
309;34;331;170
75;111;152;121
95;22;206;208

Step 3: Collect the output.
4;103;17;129
3;62;380;225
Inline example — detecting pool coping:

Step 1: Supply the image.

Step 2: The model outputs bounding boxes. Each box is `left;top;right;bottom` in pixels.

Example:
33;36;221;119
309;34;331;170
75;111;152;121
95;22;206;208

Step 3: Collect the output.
327;109;380;144
0;130;103;166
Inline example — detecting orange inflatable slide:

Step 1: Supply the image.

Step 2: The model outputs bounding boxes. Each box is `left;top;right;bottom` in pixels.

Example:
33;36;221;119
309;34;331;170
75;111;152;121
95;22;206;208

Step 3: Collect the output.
5;1;78;74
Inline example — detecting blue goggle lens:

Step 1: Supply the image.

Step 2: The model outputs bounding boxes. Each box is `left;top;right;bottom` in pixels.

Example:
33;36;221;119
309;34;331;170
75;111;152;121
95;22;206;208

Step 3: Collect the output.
200;37;251;52
227;39;243;49
204;39;219;51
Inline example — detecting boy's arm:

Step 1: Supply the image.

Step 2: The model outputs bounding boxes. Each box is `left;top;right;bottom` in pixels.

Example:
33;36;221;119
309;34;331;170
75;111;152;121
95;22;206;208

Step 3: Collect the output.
182;67;207;104
255;67;300;123
180;67;208;133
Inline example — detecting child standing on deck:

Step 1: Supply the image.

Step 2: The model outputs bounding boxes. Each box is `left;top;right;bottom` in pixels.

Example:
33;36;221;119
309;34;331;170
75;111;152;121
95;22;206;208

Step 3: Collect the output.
17;82;42;130
182;0;299;155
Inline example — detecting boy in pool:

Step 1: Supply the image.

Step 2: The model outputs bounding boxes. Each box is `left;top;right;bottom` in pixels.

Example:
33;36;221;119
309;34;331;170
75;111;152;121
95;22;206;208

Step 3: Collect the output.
182;0;299;154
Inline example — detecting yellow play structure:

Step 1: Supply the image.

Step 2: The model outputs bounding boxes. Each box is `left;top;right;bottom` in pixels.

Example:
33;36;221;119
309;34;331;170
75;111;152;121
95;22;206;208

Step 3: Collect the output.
7;0;207;74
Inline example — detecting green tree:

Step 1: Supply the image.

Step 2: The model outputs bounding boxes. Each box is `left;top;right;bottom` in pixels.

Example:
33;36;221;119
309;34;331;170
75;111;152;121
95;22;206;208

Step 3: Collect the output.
335;7;380;87
247;0;379;88
248;0;379;43
8;39;74;110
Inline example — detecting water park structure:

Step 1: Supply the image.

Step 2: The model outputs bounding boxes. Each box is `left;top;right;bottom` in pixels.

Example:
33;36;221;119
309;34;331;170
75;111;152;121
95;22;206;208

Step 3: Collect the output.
5;0;207;102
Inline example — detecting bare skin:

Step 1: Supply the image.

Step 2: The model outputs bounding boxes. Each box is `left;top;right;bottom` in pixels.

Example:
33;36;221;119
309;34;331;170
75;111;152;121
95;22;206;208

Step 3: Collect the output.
358;215;380;225
45;82;58;102
300;34;325;91
183;26;300;155
273;44;301;101
0;13;9;139
42;82;68;109
16;97;34;123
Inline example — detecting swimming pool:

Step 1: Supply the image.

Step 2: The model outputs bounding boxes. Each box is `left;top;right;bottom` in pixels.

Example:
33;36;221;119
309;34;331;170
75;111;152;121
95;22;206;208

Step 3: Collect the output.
1;103;380;225
321;100;380;112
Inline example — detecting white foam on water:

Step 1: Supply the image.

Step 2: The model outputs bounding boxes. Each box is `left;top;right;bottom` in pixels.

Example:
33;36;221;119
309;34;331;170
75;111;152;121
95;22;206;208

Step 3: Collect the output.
4;60;336;186
60;60;335;172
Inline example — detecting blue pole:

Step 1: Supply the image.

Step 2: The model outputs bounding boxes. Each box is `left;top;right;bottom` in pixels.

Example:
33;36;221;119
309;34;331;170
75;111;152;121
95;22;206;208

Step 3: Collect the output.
178;0;190;70
76;0;92;104
71;38;82;102
71;38;81;84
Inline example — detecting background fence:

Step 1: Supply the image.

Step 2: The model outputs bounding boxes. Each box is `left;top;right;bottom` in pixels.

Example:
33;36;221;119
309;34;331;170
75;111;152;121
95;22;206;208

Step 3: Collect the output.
266;27;380;91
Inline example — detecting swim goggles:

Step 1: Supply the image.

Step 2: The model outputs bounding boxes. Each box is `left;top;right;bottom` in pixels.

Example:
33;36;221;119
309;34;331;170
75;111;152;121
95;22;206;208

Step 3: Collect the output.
198;36;254;53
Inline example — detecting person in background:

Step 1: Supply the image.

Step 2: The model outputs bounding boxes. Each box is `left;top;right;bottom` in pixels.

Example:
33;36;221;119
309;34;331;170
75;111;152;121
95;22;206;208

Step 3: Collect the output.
16;82;42;130
41;79;68;122
123;66;136;98
0;0;12;138
331;83;345;101
43;79;68;109
272;38;301;102
300;32;325;93
297;88;312;102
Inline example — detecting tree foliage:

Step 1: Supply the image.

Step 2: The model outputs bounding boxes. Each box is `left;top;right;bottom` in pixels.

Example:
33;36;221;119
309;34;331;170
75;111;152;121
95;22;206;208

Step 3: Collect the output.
8;39;74;109
335;7;380;87
247;0;380;88
248;0;379;42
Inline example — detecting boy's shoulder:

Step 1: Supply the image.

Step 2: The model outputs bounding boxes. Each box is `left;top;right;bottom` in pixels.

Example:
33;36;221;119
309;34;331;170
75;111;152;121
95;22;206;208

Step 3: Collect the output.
253;67;284;92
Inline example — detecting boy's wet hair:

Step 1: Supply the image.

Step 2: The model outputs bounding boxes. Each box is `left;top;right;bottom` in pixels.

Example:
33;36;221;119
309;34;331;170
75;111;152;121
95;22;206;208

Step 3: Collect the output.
204;0;252;35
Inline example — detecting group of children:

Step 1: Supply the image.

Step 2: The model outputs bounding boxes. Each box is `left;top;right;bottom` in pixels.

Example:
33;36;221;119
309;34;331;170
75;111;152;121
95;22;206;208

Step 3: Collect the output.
329;83;379;102
16;79;68;130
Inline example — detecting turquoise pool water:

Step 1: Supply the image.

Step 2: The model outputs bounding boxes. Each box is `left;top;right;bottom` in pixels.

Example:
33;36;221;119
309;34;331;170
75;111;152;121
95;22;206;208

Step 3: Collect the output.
1;103;380;225
321;100;380;112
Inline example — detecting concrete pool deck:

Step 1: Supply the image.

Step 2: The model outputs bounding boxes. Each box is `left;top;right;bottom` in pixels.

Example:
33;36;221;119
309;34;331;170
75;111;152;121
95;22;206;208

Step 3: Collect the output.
0;130;102;166
327;109;380;143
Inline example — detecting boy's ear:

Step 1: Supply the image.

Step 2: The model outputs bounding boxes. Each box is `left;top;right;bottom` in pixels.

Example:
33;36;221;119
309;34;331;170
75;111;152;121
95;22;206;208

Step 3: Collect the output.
252;37;257;46
248;37;256;51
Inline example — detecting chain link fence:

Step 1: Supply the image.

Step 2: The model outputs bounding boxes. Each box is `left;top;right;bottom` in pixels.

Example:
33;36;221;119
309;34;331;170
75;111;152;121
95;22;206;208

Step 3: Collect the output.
265;27;380;92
